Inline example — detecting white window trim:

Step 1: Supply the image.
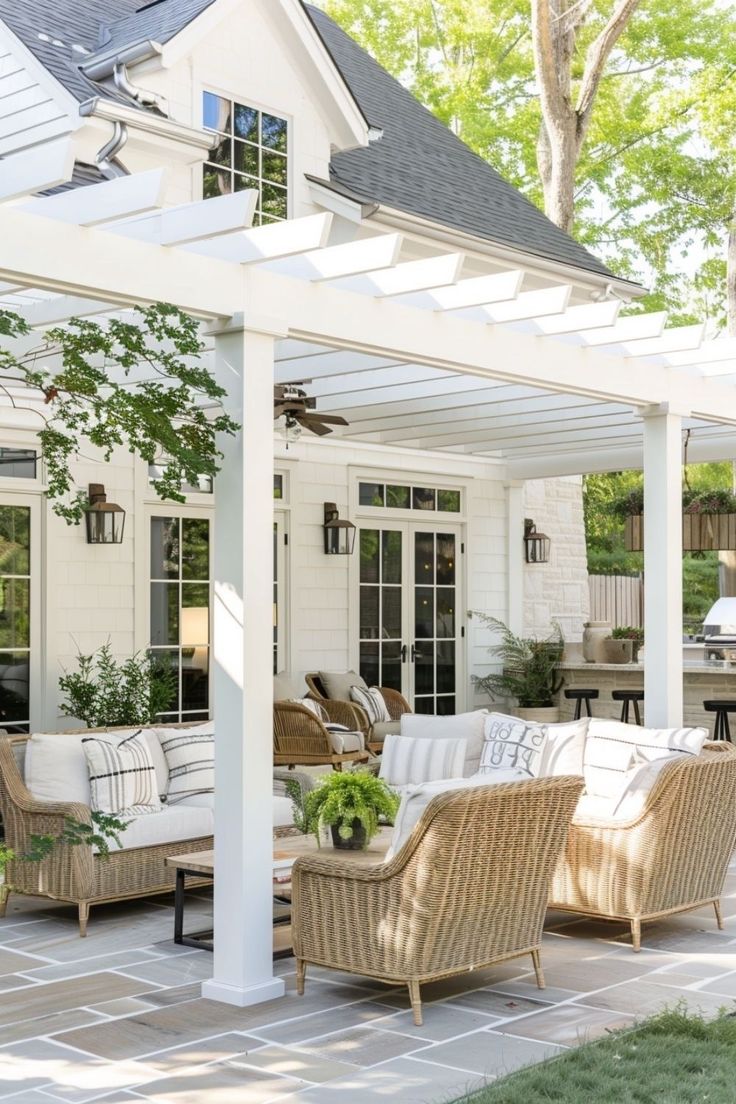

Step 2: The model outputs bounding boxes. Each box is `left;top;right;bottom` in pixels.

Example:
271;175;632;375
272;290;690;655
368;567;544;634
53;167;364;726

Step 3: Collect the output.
0;491;44;732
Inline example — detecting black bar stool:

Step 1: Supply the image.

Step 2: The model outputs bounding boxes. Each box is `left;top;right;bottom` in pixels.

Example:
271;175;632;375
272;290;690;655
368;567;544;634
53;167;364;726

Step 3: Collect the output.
612;689;644;725
703;700;736;742
564;688;599;720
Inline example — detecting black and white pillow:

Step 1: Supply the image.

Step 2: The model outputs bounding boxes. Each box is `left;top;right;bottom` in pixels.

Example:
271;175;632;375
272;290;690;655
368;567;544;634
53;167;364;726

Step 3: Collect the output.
158;726;214;804
290;697;328;723
81;730;160;816
478;713;546;778
350;685;391;725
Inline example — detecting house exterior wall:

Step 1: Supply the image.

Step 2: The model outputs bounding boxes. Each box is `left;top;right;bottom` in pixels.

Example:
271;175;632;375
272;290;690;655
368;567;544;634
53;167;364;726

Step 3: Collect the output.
0;24;75;157
522;475;590;644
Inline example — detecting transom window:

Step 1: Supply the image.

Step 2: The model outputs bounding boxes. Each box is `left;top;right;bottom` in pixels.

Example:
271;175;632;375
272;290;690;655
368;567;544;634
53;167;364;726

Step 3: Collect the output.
358;482;461;513
0;449;37;479
203;91;288;224
150;516;211;723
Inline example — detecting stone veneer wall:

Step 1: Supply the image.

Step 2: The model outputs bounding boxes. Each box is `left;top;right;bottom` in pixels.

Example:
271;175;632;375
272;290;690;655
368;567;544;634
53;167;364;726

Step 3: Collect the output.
523;476;590;643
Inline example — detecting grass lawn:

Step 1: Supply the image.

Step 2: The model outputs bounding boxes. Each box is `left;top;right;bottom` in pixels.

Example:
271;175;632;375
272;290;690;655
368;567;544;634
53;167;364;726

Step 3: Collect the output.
453;1009;736;1104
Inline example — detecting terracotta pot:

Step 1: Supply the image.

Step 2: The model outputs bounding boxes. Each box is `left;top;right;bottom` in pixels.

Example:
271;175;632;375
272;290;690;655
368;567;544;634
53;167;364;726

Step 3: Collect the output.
331;820;367;850
582;621;611;663
603;638;633;664
515;706;560;723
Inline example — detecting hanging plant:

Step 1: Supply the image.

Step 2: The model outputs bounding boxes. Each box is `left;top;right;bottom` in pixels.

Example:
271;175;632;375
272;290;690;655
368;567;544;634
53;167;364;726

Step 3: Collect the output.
0;305;239;524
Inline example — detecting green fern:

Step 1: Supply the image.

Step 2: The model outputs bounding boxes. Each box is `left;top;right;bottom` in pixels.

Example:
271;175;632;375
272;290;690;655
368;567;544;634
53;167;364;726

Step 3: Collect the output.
472;614;564;708
304;770;400;847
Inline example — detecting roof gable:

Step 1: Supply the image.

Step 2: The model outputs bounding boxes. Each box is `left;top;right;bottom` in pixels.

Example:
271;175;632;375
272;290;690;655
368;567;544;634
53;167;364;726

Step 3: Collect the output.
305;5;615;280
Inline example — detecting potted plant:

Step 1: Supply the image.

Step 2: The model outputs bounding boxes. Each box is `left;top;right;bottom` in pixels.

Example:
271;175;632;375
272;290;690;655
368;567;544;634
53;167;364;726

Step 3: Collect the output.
613;487;736;552
472;615;564;722
304;771;400;851
59;643;177;727
611;625;644;662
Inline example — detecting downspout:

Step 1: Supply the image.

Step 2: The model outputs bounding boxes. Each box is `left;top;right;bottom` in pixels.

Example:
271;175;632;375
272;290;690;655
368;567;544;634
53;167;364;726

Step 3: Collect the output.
96;120;128;179
113;62;165;111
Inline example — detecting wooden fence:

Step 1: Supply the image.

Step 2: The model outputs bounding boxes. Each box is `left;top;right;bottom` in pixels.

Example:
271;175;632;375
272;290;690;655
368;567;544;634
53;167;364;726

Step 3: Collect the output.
588;573;643;628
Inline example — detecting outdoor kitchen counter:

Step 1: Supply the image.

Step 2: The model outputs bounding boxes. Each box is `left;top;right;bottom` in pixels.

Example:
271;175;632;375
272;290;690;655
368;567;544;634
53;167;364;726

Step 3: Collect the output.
557;660;736;733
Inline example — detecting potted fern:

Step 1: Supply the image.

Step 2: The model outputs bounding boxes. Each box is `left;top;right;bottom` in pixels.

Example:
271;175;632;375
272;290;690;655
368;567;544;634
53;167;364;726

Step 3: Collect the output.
304;771;400;850
472;615;564;722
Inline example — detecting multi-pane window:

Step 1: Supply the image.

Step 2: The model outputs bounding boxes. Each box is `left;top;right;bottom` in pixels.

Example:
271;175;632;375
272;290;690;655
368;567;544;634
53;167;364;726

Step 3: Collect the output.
150;517;211;723
358;482;461;513
203;91;288;223
0;449;37;479
0;506;31;732
148;461;213;495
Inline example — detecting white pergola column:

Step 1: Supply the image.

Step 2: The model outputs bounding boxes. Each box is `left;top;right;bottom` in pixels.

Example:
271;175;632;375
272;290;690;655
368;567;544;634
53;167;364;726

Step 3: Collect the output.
506;480;525;635
642;404;685;727
201;318;285;1008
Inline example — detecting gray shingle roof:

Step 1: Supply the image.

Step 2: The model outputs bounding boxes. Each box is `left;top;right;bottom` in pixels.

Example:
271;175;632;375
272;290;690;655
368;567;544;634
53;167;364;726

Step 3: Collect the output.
0;0;619;280
304;5;615;280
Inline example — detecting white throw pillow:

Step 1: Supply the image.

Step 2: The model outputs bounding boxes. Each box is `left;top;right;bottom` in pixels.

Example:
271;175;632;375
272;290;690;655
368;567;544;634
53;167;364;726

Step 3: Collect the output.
350;685;391;724
583;737;636;799
612;753;681;819
379;733;466;787
82;730;161;815
587;718;708;759
158;723;214;804
399;711;487;776
25;732;91;806
538;718;588;777
385;771;526;861
478;712;546;778
290;698;327;722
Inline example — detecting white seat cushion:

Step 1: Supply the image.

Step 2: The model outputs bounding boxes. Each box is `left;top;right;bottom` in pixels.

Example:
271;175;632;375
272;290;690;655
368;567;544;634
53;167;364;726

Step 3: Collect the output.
583;737;636;799
574;755;680;823
385;771;527;861
326;727;364;755
369;720;400;744
539;718;588;777
379;733;466;787
399;711;487;775
176;791;296;830
100;805;213;853
478;713;547;779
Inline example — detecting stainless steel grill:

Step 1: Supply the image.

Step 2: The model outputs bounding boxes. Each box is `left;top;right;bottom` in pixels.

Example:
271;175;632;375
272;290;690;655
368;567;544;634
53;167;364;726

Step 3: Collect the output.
703;598;736;661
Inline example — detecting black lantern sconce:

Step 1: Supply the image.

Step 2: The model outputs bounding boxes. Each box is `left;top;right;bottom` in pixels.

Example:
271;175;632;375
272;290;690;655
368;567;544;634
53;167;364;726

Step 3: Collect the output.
524;518;550;564
323;502;356;555
85;483;126;545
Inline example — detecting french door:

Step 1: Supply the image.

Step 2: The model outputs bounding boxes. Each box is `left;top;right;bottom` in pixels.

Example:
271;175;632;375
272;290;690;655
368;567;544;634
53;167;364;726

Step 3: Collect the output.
356;522;462;714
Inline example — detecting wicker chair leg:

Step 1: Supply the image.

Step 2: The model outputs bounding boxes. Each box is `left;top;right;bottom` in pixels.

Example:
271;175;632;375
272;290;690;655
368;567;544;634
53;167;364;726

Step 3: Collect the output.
78;901;90;938
714;900;725;930
333;762;342;772
0;887;9;918
296;959;306;996
531;949;545;989
408;980;423;1026
630;917;641;952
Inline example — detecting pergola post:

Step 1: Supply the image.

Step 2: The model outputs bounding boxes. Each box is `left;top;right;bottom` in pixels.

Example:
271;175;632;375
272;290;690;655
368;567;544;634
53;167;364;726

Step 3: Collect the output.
642;404;684;727
201;318;285;1008
506;480;525;635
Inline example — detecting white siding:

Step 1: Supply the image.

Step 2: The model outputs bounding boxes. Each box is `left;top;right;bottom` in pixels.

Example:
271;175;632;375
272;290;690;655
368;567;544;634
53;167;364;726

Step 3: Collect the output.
0;29;73;157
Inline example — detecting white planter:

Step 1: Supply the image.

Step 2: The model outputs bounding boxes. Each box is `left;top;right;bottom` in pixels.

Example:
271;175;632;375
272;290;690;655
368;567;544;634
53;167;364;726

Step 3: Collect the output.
582;621;611;663
516;706;560;723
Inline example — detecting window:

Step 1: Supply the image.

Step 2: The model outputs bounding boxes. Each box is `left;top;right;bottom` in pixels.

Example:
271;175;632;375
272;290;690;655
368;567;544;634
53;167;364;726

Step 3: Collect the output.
150;516;211;723
0;449;37;479
0;506;31;732
274;473;284;500
203;91;288;223
148;462;213;495
358;482;461;513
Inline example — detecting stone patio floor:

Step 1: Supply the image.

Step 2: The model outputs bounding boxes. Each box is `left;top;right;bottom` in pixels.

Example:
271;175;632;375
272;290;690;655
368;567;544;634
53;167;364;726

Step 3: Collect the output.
3;867;736;1104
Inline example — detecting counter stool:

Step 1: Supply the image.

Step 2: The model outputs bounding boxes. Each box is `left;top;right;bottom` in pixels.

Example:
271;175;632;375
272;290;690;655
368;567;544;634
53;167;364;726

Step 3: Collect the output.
703;700;736;742
612;689;644;725
564;688;599;720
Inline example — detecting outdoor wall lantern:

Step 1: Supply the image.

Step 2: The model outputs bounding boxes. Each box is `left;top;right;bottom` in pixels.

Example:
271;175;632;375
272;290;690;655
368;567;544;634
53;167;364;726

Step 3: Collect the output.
523;518;550;564
323;502;356;555
85;483;126;545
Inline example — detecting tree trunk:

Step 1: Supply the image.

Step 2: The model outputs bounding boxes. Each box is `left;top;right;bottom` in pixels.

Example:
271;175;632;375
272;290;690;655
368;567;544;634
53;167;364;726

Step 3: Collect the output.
539;118;579;234
727;208;736;337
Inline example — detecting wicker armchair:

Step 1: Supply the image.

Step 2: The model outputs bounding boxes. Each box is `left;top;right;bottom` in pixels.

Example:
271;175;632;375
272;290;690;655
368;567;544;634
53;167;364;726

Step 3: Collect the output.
550;742;736;951
292;775;584;1025
273;700;369;770
305;673;412;754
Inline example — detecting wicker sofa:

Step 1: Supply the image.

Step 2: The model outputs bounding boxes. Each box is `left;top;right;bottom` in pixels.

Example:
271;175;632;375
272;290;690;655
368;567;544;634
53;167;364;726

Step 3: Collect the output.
550;741;736;950
292;775;584;1025
0;725;306;935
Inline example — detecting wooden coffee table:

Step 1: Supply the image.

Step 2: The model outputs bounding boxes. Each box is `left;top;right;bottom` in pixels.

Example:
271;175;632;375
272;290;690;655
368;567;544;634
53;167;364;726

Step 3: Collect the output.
167;829;392;954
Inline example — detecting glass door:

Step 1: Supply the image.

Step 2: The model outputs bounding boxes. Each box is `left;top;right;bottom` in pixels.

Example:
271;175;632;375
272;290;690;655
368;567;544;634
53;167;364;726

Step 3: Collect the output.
356;522;462;710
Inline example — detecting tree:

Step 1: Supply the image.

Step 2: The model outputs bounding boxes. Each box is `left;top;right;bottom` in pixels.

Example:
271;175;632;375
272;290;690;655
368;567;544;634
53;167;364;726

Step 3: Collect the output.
0;304;238;524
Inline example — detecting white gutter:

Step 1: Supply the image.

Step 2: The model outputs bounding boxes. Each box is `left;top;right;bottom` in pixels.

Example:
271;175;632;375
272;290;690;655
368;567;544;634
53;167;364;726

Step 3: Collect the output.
79;98;213;153
80;39;163;81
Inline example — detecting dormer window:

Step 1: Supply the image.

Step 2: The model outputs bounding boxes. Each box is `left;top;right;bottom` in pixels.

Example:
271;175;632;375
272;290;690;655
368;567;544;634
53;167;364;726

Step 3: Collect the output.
202;91;288;223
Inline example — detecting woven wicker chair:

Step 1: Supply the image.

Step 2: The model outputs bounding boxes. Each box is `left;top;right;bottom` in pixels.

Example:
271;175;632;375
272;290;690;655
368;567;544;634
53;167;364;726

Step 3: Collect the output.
305;673;412;754
273;701;370;770
292;775;583;1025
550;742;736;951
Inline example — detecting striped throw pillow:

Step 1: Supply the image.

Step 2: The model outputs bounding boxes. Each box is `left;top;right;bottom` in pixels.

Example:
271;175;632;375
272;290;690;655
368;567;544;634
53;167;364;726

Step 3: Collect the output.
379;733;467;787
81;730;160;816
350;685;391;725
290;698;328;723
158;726;214;804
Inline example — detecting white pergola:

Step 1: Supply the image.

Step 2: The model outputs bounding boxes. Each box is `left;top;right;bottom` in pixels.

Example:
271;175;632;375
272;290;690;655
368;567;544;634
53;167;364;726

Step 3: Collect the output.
2;149;736;1006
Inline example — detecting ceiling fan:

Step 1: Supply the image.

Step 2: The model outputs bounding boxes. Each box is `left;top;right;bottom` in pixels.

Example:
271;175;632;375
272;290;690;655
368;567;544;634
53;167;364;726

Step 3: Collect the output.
274;384;348;439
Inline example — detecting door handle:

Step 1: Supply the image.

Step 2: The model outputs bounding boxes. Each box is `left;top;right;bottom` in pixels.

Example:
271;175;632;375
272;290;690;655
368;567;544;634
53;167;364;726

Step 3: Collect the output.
401;644;408;663
411;644;422;662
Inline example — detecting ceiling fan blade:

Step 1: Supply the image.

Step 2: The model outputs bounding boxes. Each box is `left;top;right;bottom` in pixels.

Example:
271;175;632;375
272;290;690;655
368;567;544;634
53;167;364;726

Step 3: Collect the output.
273;403;288;417
305;421;334;436
305;413;348;426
